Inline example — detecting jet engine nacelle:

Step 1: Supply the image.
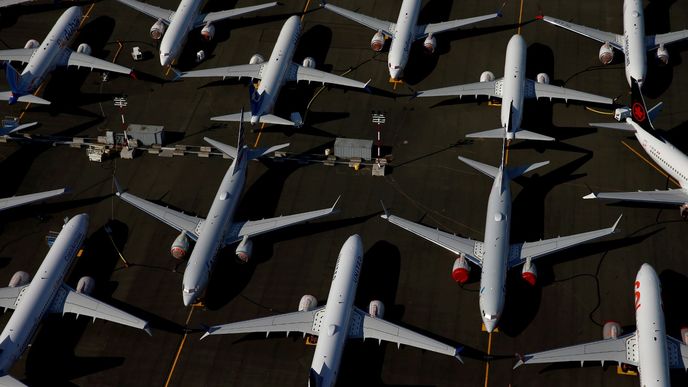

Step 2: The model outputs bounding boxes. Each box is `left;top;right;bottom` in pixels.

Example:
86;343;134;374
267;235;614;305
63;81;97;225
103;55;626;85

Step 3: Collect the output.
423;33;437;54
521;258;537;286
150;19;166;40
201;22;215;41
480;71;495;82
368;300;385;318
76;276;95;295
249;54;265;64
680;203;688;220
236;236;253;263
681;326;688;345
451;255;471;284
536;73;550;84
170;232;190;260
371;30;385;52
657;44;669;65
76;43;92;56
298;294;317;312
8;271;30;287
598;42;614;65
603;321;622;340
302;57;316;69
24;39;39;49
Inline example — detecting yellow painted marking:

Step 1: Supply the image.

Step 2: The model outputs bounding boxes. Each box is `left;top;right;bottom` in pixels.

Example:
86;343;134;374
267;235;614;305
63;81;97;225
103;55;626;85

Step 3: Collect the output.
483;332;493;387
113;41;124;63
253;123;267;147
76;249;83;258
517;0;524;34
78;3;96;30
617;365;638;376
621;140;679;187
487;100;502;107
18;83;46;121
389;78;403;91
585;106;615;116
164;306;196;387
504;140;511;166
301;0;313;22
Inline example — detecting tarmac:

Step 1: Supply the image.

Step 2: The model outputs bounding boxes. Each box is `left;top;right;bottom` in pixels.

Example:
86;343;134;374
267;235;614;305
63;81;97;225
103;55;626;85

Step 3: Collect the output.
0;0;687;386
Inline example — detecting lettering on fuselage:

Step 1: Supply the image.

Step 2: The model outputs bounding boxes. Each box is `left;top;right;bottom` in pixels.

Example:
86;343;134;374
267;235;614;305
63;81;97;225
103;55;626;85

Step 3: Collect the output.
57;17;80;49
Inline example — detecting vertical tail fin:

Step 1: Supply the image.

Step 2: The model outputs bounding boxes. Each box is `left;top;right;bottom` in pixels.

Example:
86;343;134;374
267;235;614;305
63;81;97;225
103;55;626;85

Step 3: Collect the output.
5;63;23;104
234;108;247;173
630;77;654;131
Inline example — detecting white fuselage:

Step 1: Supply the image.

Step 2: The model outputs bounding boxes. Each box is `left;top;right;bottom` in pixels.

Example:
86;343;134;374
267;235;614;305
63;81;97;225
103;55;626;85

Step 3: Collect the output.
634;264;670;387
250;15;301;124
500;35;527;136
477;170;510;333
630;120;688;190
309;235;363;387
159;0;202;66
387;0;420;80
181;154;247;306
0;214;88;373
14;6;81;97
622;0;647;87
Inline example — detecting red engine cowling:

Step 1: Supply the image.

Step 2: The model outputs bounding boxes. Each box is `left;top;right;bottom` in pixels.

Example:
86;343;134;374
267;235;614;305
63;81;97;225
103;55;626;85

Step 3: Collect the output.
598;42;614;65
8;271;30;287
77;43;92;56
371;30;385;52
451;255;471;284
298;294;317;312
170;232;190;260
150;19;166;40
536;73;550;84
24;39;39;49
657;44;669;65
368;300;385;318
681;326;688;345
521;258;537;286
201;22;215;41
76;276;95;295
236;236;253;263
423;34;436;54
603;321;622;339
480;71;495;82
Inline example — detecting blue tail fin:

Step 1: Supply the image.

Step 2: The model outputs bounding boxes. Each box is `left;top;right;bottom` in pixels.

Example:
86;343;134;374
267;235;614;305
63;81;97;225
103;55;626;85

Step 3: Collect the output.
5;63;23;104
630;77;654;131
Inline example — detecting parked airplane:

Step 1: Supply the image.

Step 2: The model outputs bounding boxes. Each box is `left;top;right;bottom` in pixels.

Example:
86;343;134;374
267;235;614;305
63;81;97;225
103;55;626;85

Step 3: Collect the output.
201;234;461;387
0;213;150;386
515;264;688;386
116;120;339;306
382;137;621;332
0;6;134;105
117;0;277;66
417;34;613;141
0;187;67;212
539;0;688;87
321;0;500;81
178;15;369;126
586;78;688;218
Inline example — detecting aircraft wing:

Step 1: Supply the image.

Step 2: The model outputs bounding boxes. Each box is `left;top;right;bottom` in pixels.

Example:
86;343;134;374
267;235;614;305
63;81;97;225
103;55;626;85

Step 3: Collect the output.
667;336;688;369
0;188;67;212
322;3;394;36
50;285;150;333
0;374;26;387
196;2;278;27
287;63;368;89
349;307;460;358
416;12;501;38
584;188;688;205
202;308;322;339
540;16;622;50
116;191;204;241
417;80;502;99
381;214;482;267
507;215;621;268
647;30;688;49
224;199;340;245
0;48;35;64
529;80;612;104
116;0;174;23
0;0;32;7
0;285;26;311
515;332;637;368
66;52;132;75
179;63;264;80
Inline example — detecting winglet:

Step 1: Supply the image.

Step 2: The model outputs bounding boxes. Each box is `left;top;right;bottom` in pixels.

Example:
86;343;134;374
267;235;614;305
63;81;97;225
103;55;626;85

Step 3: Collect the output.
454;346;464;364
513;353;526;369
170;68;183;81
380;200;390;219
143;323;152;336
610;214;623;233
331;195;341;211
582;192;597;200
113;176;124;196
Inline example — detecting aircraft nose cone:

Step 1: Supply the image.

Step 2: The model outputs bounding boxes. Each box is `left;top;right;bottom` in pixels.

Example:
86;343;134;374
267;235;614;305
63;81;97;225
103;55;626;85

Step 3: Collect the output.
250;115;259;125
389;67;402;81
160;53;171;67
182;291;196;307
483;319;497;333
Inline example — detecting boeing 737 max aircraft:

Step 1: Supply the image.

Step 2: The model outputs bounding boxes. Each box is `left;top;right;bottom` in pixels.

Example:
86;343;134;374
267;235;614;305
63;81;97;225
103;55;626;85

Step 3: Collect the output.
0;214;150;386
539;0;688;87
202;234;461;387
418;34;613;141
587;78;688;218
322;0;500;80
515;264;688;387
116;120;339;306
179;15;368;126
382;138;621;332
117;0;277;66
0;6;134;105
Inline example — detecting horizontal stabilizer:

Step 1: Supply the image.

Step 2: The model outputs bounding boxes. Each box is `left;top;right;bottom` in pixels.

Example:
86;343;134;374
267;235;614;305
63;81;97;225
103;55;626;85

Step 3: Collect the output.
458;156;498;179
512;130;555;142
466;128;505;139
589;122;636;131
210;112;295;126
248;143;289;160
204;137;238;159
0;374;26;387
0;91;51;105
506;160;550;179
